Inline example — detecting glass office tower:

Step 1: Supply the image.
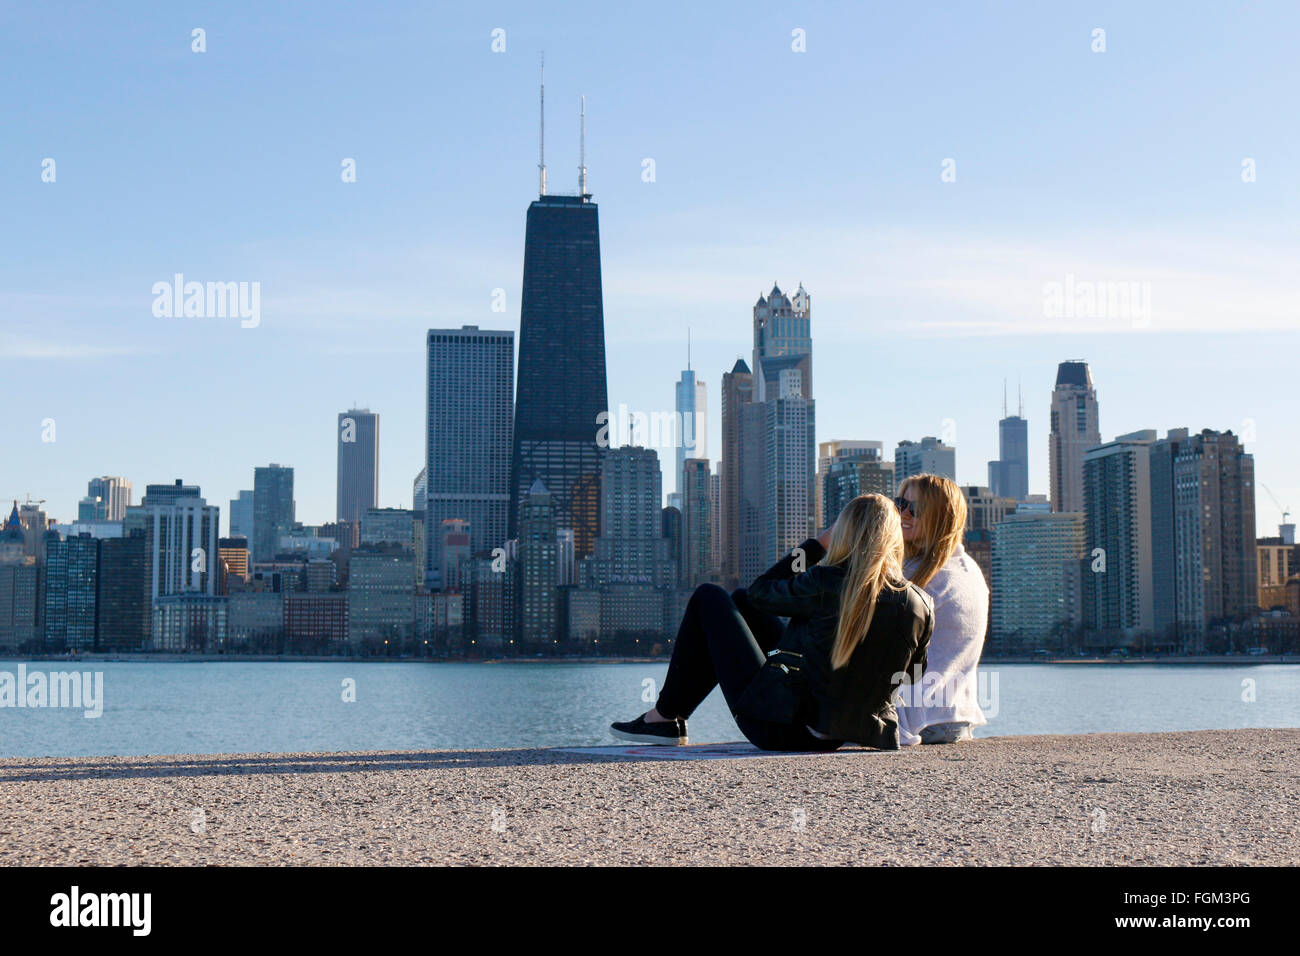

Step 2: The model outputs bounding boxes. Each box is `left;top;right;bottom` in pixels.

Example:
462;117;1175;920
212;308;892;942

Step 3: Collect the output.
509;194;610;560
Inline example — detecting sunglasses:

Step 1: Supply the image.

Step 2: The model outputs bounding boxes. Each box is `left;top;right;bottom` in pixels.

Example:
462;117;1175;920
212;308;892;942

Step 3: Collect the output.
893;495;918;518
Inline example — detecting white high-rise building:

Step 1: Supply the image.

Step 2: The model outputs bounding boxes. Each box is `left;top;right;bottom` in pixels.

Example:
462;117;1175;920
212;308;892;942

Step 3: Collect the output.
124;479;221;599
87;476;132;521
674;366;707;499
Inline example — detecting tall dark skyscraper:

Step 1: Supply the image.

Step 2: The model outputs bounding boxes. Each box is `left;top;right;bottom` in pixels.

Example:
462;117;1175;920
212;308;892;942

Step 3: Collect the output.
97;531;148;651
509;193;609;559
988;385;1029;501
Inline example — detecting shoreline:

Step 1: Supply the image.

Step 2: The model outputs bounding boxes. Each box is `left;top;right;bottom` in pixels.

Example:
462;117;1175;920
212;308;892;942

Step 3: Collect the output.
1;653;1296;665
3;728;1296;865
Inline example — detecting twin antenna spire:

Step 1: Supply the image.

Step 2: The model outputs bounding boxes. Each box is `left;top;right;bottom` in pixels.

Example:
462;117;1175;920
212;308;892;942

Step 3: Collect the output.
538;53;589;199
579;95;587;197
538;54;545;196
1001;379;1025;419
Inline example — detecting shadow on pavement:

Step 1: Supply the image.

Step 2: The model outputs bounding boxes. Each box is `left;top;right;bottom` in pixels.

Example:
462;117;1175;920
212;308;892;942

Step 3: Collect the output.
0;742;895;783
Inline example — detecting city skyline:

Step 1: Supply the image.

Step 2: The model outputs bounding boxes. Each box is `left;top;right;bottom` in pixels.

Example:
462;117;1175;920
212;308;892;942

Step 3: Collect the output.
7;321;1291;540
4;3;1298;536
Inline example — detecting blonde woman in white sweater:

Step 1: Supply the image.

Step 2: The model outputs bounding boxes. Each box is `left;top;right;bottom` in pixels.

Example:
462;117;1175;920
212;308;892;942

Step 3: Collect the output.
893;474;989;745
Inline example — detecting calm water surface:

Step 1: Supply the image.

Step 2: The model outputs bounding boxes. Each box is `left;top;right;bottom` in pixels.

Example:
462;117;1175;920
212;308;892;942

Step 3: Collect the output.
0;660;1296;758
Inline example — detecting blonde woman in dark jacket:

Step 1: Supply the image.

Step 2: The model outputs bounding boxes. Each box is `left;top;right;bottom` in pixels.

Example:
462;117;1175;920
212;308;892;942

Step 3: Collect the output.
611;493;934;750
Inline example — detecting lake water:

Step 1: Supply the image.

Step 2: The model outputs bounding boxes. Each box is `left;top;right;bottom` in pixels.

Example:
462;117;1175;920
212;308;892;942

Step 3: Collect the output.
1;660;1296;758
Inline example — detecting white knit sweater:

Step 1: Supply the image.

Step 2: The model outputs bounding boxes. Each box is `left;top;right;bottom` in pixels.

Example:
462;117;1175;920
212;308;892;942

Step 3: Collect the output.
895;543;989;746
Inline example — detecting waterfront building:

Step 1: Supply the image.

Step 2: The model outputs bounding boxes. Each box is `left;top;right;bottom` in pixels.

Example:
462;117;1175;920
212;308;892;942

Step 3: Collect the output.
348;545;415;644
43;531;100;651
1082;431;1156;643
991;512;1086;650
1172;429;1257;645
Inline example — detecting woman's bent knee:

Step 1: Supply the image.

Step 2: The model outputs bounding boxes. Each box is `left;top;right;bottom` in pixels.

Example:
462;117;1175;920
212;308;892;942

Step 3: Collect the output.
691;582;729;605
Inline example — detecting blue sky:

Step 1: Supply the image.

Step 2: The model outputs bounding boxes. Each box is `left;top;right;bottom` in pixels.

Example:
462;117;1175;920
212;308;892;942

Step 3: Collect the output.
3;1;1297;535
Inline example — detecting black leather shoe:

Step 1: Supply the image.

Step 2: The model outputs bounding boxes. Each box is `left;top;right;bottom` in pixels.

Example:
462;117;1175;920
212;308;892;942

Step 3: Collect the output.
610;714;688;745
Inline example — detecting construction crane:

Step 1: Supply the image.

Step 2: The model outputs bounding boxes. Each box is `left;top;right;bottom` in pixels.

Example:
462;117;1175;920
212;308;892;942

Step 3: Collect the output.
1;495;46;508
1262;484;1291;526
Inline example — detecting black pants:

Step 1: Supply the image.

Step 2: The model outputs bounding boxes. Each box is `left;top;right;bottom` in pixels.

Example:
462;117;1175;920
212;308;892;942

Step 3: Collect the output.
655;584;842;752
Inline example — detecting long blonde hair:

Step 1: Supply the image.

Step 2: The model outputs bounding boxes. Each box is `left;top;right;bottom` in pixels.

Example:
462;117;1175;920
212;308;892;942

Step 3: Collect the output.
898;474;966;589
825;494;908;670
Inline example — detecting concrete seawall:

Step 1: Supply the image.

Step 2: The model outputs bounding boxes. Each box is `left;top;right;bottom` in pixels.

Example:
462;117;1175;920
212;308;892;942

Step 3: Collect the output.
1;728;1296;865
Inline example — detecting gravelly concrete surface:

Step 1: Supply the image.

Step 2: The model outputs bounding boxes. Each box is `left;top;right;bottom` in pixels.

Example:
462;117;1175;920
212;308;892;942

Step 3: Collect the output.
1;729;1295;865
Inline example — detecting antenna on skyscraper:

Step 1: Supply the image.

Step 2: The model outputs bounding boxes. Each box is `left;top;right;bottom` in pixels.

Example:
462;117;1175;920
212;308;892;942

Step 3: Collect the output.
1002;379;1007;418
1017;378;1023;417
687;328;691;370
538;53;547;197
579;95;588;198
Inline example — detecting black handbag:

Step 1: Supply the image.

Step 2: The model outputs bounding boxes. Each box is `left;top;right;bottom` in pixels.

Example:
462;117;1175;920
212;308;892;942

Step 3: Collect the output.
733;649;809;723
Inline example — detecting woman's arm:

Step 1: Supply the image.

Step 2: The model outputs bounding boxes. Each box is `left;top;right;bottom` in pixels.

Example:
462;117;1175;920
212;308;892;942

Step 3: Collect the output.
753;537;825;584
745;538;833;617
905;592;934;682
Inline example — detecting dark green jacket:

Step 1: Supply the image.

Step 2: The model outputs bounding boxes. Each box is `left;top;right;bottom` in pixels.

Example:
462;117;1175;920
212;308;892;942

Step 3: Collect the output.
735;538;933;749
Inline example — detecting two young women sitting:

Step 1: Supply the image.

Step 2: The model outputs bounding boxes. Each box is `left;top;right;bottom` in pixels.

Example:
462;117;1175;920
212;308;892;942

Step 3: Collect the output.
611;474;990;750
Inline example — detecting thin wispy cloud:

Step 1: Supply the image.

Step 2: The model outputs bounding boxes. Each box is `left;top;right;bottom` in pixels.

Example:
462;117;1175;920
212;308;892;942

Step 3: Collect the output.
0;336;150;360
601;229;1300;341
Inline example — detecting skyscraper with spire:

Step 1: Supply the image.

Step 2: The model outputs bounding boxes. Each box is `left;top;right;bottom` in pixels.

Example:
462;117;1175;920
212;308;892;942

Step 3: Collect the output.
989;382;1029;501
508;68;610;562
674;332;707;499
